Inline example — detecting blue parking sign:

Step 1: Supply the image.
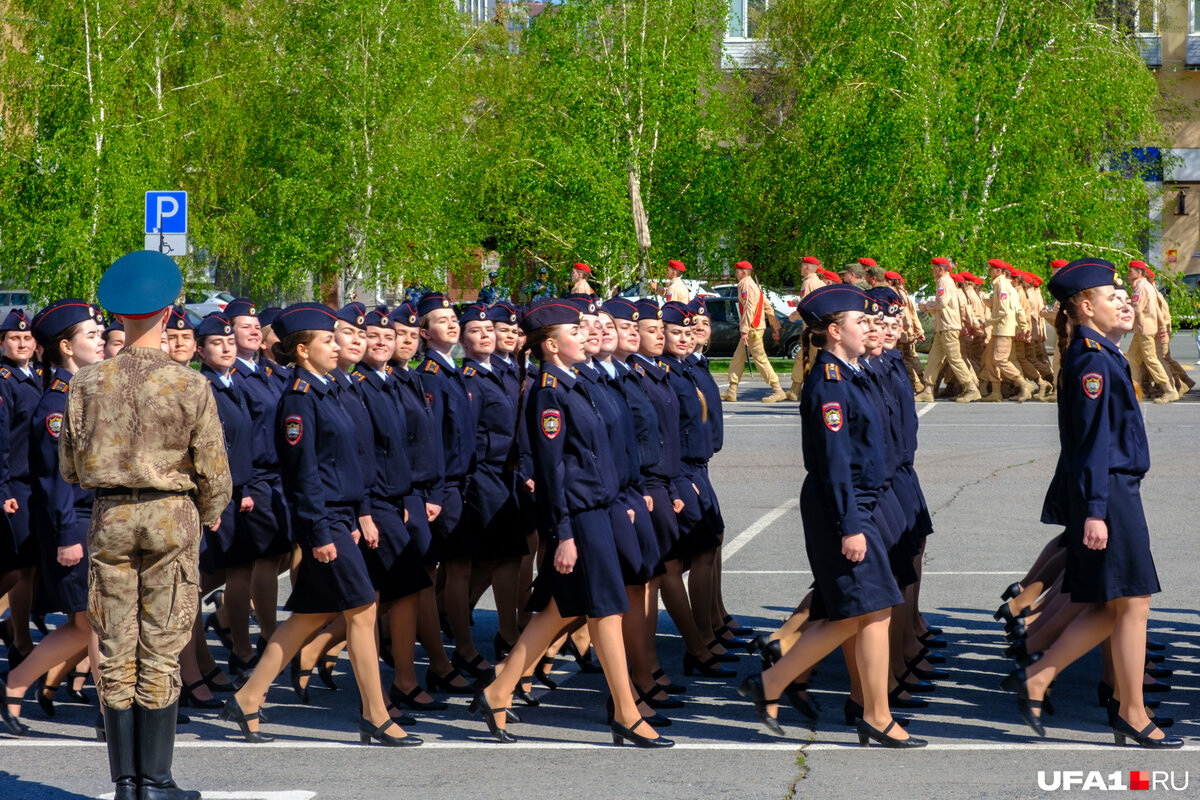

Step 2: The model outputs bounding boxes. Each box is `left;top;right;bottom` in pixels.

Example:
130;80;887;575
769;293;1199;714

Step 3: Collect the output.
145;191;188;234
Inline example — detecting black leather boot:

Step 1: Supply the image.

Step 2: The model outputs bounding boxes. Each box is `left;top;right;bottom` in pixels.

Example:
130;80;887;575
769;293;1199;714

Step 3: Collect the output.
135;702;200;800
102;704;138;800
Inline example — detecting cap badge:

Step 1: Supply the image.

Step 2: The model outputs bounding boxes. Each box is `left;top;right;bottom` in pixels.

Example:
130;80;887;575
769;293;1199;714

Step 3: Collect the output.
441;299;450;308
356;315;364;325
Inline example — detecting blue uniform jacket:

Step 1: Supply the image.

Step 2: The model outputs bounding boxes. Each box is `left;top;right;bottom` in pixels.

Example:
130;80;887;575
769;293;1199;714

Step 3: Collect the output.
0;359;42;497
262;358;292;386
276;368;369;548
800;351;886;537
576;362;644;493
199;365;254;492
660;354;714;463
614;359;660;474
393;367;445;493
463;359;518;521
527;364;619;541
493;355;533;482
685;353;724;452
353;365;414;500
882;350;919;465
332;368;378;495
860;357;901;480
1042;327;1149;524
30;370;90;548
231;358;283;471
419;352;475;483
628;354;682;498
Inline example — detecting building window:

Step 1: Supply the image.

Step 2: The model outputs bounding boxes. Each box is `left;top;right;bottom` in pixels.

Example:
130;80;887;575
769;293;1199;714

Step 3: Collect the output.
727;0;769;39
1191;0;1200;33
1097;0;1157;34
459;0;495;25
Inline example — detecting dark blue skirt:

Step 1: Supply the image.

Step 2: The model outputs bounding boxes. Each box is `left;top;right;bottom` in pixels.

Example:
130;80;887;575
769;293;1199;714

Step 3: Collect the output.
529;507;628;618
894;464;934;540
467;465;527;562
642;478;678;576
286;506;376;614
200;489;258;573
1063;473;1160;603
5;480;36;568
236;472;292;559
38;513;90;614
876;485;917;589
429;482;466;562
611;487;658;586
363;495;433;603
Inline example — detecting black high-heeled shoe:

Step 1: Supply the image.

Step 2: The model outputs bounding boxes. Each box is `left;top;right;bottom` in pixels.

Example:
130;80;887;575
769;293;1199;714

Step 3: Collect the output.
451;651;493;680
1143;680;1171;694
62;671;91;705
711;625;751;651
384;703;417;727
227;651;259;676
5;645;29;672
31;615;47;636
1146;639;1165;651
993;602;1027;625
783;682;818;721
1000;582;1022;602
923;626;943;637
561;639;604;673
514;677;540;707
1000;668;1045;737
1111;714;1183;748
468;690;517;743
1107;697;1172;729
704;640;739;663
1004;639;1040;668
843;698;910;728
359;716;422;747
722;614;754;637
426;667;476;695
637;684;685;710
895;667;936;693
289;656;309;704
390;683;447;712
1145;667;1173;679
905;660;949;681
531;657;558;691
316;654;340;690
606;693;670;728
917;632;948;649
1146;652;1165;664
1004;618;1027;641
204;612;233;649
857;718;927;748
738;675;785;736
750;634;783;671
887;686;929;709
493;632;515;662
0;679;26;736
35;681;55;718
683;652;736;678
201;667;235;693
923;652;946;665
180;679;223;709
651;668;686;695
219;696;274;743
611;716;675;748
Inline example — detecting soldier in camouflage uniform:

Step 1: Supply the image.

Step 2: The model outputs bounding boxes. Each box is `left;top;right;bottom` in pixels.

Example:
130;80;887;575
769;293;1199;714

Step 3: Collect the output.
59;250;232;800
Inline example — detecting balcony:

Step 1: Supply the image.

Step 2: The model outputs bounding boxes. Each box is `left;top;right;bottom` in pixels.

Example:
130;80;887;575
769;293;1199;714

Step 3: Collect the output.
722;38;765;69
1188;36;1200;69
1137;35;1161;69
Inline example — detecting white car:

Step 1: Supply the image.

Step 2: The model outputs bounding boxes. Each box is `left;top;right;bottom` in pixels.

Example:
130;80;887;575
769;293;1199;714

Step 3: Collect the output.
616;279;719;301
712;284;799;317
184;290;236;318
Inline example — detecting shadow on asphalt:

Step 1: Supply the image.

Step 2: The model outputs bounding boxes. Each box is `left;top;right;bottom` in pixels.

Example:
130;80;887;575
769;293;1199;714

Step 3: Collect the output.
0;772;95;799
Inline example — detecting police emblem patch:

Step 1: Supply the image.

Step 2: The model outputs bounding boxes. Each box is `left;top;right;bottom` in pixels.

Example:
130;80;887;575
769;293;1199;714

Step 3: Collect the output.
45;412;63;438
822;402;843;432
284;415;303;445
1082;372;1103;399
541;409;561;439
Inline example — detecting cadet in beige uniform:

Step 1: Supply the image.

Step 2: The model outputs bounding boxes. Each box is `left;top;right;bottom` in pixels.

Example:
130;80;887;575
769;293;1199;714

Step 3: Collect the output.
721;260;786;403
650;260;692;303
1024;273;1055;398
62;251;232;800
1153;278;1194;395
982;259;1036;402
1126;261;1179;403
784;256;827;400
1042;259;1068;389
890;272;926;392
916;258;980;402
570;262;594;296
961;272;989;371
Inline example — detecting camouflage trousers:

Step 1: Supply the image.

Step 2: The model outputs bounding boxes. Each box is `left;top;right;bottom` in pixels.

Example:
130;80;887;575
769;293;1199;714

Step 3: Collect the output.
87;493;201;710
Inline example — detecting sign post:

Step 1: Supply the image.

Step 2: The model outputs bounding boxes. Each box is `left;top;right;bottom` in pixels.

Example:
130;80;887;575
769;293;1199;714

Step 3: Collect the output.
144;191;188;255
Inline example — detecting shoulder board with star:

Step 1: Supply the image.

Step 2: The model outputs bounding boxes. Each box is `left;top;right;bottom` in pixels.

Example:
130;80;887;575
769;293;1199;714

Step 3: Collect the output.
423;360;440;374
824;364;841;381
50;379;68;393
35;368;42;377
354;371;366;382
264;365;273;377
463;366;477;377
658;361;670;372
385;365;394;375
1084;338;1101;351
291;379;310;393
540;372;558;388
633;363;645;376
0;368;10;380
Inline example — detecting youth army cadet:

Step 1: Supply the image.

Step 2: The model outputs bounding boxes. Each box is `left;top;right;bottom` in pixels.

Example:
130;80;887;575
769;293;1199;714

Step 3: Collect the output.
720;261;787;403
570;263;594;296
1127;261;1180;403
783;256;827;401
649;260;692;303
914;257;980;403
59;251;232;800
1149;267;1195;396
889;271;927;393
980;259;1037;402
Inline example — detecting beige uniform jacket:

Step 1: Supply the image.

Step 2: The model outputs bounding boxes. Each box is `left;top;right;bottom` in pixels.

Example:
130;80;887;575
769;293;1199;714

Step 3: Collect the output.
1157;293;1172;336
987;275;1026;337
800;274;824;298
738;276;770;334
664;277;690;303
959;285;978;331
1132;276;1162;336
923;273;963;332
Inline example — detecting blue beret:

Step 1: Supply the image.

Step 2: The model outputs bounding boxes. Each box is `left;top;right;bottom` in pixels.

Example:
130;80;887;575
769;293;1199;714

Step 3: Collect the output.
364;307;391;328
1047;258;1121;304
166;305;194;331
686;298;708;318
392;301;420;328
603;297;640;322
417;292;452;317
336;302;367;330
257;306;281;327
273;303;338;338
565;294;599;315
519;298;582;333
486;301;519;325
224;298;258;320
97;251;183;317
0;309;30;333
635;299;662;321
31;300;95;347
798;285;877;326
458;302;490;324
866;287;903;317
196;314;233;338
661;301;692;327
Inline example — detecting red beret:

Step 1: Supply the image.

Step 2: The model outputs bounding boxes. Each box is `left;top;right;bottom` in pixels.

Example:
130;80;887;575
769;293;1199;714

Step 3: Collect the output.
667;259;686;273
1049;259;1068;269
802;256;821;266
1145;267;1156;279
958;271;975;281
1129;260;1148;271
1030;275;1043;287
951;272;965;283
930;257;952;267
824;271;842;283
735;260;753;271
858;257;877;268
884;270;902;280
987;259;1012;272
971;274;985;285
574;262;592;274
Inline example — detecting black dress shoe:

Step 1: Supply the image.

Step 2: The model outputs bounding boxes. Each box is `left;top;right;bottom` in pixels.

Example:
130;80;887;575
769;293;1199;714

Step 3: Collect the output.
1146;639;1166;651
1112;714;1183;748
737;675;784;736
651;668;686;694
783;682;818;721
390;683;447;712
180;679;223;710
204;613;233;650
704;641;739;663
711;625;751;650
1145;667;1172;679
468;690;516;743
493;632;515;662
63;671;91;705
514;678;540;707
611;717;674;748
1000;582;1022;602
426;667;476;695
924;652;946;665
857;718;927;748
1143;681;1171;694
906;662;949;681
289;656;309;704
201;667;235;694
532;657;558;690
0;678;27;736
36;682;55;718
683;652;736;678
561;639;603;673
219;696;273;743
722;615;755;637
227;651;259;676
918;634;948;649
896;666;937;692
887;687;929;709
451;651;493;680
359;716;422;747
316;654;339;690
1001;668;1045;737
843;698;910;728
637;684;685;710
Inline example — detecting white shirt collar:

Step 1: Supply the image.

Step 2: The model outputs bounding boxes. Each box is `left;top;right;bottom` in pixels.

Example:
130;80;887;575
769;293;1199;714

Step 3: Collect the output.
237;357;257;372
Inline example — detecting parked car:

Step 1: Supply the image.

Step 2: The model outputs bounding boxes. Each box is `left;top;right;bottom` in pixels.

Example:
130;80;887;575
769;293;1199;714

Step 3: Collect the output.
0;289;32;320
711;284;800;318
615;279;719;300
184;290;236;318
700;297;804;359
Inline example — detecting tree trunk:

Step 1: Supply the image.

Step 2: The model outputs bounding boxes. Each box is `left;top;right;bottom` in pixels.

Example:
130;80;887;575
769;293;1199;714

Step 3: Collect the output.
629;167;651;288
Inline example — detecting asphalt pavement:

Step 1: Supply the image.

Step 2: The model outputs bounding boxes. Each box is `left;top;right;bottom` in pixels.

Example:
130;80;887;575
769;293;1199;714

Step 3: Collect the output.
2;363;1198;800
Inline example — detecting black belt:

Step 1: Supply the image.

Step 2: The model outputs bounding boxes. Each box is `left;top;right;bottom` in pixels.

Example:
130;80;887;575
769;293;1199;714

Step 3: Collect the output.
94;488;189;500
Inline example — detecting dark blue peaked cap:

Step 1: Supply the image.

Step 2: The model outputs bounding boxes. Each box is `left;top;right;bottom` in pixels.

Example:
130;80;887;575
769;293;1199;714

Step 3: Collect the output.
797;285;877;326
1047;258;1120;304
273;303;338;338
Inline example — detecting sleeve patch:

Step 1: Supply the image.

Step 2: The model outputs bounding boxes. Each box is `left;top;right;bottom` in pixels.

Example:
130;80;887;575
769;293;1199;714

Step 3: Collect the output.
540;408;562;439
284;414;304;445
823;364;841;381
936;287;945;296
45;412;63;438
291;379;309;393
999;292;1008;300
50;379;68;393
540;372;558;388
822;401;843;432
1082;372;1103;399
423;360;440;374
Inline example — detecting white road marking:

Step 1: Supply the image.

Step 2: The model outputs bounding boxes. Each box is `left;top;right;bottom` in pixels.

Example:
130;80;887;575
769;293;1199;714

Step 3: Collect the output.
721;498;798;563
802;743;1200;752
917;403;936;418
99;792;315;799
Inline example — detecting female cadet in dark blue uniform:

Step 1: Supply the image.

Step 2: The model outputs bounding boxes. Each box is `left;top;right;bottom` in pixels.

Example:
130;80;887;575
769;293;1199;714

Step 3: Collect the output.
0;309;44;667
389;301;471;697
1;300;103;735
417;292;489;679
470;299;670;748
164;306;196;366
1003;260;1182;749
739;285;923;749
221;303;419;747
